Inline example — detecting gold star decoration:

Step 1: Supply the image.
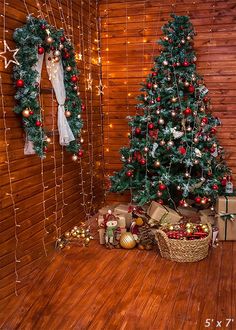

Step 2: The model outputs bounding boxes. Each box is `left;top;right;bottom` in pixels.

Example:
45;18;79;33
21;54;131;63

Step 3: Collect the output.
96;79;106;95
0;40;19;69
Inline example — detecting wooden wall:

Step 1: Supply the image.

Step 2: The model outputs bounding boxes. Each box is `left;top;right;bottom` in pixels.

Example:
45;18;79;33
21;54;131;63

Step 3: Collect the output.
0;0;105;303
100;0;236;204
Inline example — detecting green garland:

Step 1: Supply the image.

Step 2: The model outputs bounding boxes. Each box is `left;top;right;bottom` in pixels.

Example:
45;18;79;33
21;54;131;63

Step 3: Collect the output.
13;16;84;158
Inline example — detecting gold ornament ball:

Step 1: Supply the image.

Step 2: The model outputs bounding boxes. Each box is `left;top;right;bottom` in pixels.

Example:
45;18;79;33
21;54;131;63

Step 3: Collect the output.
201;199;207;205
167;76;171;81
164;36;169;41
160;140;165;146
59;243;64;248
65;110;71;118
65;231;71;238
183;202;188;207
66;66;72;72
168;140;174;147
186;228;192;234
81;233;85;238
156;110;160;115
158;118;164;125
77;92;80;97
200;107;205;112
177;185;181;190
154;160;161;167
194;137;199;143
72;231;77;237
72;154;78;161
187;36;191;41
153;84;158;89
163;60;168;66
171;111;176;117
176;62;181;66
59;43;64;50
212;143;217;148
194;159;199;165
77;114;81;119
181;39;185;44
171;97;177;103
144;146;149;152
185;172;190;178
186;223;191;228
85;237;90;244
53;56;60;63
120;232;136;249
203;227;209;233
186;126;192;132
54;50;61;57
22;109;30;118
169;225;174;230
184;81;190;87
46;137;51;143
46;36;54;44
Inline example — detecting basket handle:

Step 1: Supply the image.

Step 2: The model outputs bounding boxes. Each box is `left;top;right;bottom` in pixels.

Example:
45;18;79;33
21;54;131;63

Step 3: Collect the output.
155;229;172;257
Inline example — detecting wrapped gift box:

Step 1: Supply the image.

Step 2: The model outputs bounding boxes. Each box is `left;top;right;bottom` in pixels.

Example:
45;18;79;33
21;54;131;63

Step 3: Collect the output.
199;209;215;225
177;206;201;223
215;196;236;241
98;204;118;215
147;201;182;227
114;204;133;228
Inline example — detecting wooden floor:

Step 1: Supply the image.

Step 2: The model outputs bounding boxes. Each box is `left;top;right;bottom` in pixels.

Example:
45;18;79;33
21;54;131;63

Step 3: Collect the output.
0;240;235;330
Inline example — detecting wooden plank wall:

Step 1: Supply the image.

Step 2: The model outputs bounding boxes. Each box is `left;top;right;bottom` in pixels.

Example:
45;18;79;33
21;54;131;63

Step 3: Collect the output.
100;0;236;204
0;0;105;303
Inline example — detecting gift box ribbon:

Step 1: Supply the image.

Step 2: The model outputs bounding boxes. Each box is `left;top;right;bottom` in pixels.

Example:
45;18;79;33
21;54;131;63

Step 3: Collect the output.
219;196;236;240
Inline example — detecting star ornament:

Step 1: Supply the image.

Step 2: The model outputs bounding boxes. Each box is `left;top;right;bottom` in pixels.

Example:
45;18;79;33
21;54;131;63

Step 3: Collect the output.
0;40;19;69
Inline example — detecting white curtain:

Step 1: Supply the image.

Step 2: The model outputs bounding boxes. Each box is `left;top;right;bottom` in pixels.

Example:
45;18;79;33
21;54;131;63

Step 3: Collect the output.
24;51;75;155
46;51;75;146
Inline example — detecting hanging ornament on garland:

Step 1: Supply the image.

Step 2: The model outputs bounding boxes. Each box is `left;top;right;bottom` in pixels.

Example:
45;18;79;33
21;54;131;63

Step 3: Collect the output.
13;16;84;158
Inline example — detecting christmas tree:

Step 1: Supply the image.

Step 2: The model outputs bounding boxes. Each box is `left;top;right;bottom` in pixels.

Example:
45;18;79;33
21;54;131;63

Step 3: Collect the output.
110;14;231;208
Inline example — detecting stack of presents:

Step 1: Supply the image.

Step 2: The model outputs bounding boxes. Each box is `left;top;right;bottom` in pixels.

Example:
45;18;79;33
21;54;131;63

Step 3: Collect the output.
97;195;236;251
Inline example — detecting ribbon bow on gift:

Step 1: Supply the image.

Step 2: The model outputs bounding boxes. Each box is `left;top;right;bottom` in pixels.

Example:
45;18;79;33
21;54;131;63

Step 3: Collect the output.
219;212;236;221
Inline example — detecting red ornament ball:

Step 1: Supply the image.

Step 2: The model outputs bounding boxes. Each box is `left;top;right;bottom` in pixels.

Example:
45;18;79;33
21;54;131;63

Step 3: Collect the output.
29;110;34;115
157;199;164;205
202;117;208;124
16;79;24;88
159;183;166;191
188;85;195;93
179;146;186;155
210;127;217;134
38;46;45;55
78;150;84;157
212;184;219;190
210;147;215;153
43;146;48;153
126;170;133;177
195;196;202;204
35;120;42;127
60;36;66;43
148;123;154;130
63;52;70;59
139;158;146;165
183;107;192;116
183;61;189;67
221;177;227;186
152;72;157;76
71;75;78;83
147;83;152;89
156;96;161;102
135;127;141;135
41;24;46;30
81;104;86;111
179;199;185;206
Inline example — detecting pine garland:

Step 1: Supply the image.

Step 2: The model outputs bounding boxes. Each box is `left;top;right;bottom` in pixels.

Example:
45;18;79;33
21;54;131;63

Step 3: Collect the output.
13;16;83;157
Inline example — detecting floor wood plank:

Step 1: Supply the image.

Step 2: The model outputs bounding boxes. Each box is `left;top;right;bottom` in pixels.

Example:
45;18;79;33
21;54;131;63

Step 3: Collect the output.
0;241;235;330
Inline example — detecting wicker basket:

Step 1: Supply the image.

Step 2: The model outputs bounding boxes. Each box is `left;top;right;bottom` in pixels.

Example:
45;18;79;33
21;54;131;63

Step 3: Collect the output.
155;226;212;263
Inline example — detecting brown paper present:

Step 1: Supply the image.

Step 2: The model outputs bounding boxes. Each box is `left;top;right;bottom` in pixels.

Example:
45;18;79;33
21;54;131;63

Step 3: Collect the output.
199;209;215;225
114;204;133;228
98;205;118;216
177;206;201;223
216;196;236;214
215;216;236;241
215;196;236;240
98;228;105;244
147;201;182;226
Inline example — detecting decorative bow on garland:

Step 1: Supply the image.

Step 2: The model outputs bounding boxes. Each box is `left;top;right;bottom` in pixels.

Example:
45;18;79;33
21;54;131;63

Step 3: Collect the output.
219;212;236;221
